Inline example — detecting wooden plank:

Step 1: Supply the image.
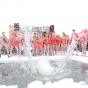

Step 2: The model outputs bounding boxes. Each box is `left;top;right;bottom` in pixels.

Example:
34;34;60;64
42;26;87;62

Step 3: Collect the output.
46;26;50;33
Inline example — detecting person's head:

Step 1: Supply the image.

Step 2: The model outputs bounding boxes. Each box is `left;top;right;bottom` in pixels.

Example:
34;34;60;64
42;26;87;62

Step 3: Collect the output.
45;33;48;38
52;32;56;37
56;35;58;38
72;29;75;34
58;35;61;39
21;31;25;34
2;32;5;36
67;34;69;37
49;33;52;37
12;33;15;38
81;30;85;35
22;33;25;37
15;32;19;37
62;32;66;37
33;33;36;37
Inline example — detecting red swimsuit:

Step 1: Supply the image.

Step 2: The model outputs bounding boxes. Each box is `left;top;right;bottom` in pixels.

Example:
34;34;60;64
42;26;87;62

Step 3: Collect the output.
50;37;56;45
71;33;79;41
20;38;25;45
38;41;43;48
56;39;61;45
80;36;86;43
10;38;19;47
61;37;66;45
44;38;49;46
67;38;69;44
34;40;39;49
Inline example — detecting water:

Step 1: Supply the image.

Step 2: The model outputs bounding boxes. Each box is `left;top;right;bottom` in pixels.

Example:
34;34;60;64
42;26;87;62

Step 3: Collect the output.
0;59;88;88
0;33;88;88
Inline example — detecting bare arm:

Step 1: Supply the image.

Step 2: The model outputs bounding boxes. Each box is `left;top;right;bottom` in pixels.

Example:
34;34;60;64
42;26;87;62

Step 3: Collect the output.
5;36;9;43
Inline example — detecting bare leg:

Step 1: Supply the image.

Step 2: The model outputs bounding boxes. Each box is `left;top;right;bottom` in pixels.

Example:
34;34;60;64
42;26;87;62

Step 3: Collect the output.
46;45;49;55
49;44;51;55
51;45;53;55
19;43;22;55
56;45;58;54
44;45;46;55
23;43;26;56
63;45;65;55
58;45;60;54
0;45;2;56
5;44;9;55
84;43;86;56
76;44;78;55
81;43;84;56
54;45;56;54
65;44;67;54
41;47;43;55
15;46;18;55
61;44;64;55
52;45;54;55
10;46;13;55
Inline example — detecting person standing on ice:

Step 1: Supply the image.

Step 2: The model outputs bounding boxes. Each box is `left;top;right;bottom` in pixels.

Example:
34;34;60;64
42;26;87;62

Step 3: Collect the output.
0;32;10;57
19;31;26;56
79;30;87;56
71;29;79;56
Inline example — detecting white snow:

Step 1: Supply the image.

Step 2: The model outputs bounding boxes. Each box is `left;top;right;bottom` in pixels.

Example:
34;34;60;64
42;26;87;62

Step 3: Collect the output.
0;52;88;64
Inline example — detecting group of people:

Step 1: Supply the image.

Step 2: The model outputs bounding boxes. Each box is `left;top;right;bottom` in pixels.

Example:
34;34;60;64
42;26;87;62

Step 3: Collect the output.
0;29;87;58
31;29;87;56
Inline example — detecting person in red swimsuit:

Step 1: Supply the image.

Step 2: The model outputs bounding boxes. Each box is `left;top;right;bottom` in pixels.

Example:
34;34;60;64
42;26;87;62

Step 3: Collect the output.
32;33;37;56
37;36;43;55
71;29;79;55
0;32;9;57
34;37;39;56
10;33;19;56
50;32;56;55
49;33;52;55
43;33;49;55
66;34;70;48
80;30;87;56
19;32;25;56
56;35;61;55
61;32;67;55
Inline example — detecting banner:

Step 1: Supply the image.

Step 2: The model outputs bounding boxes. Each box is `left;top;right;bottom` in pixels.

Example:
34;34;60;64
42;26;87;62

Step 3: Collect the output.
21;26;31;32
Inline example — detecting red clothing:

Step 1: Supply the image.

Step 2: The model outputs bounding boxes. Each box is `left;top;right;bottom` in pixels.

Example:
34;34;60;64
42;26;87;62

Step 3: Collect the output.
67;38;69;44
49;37;52;44
80;36;86;43
38;41;43;47
71;33;79;41
44;38;49;46
10;38;19;47
56;39;61;45
20;38;25;44
50;37;56;45
61;37;66;44
34;43;39;49
34;39;40;49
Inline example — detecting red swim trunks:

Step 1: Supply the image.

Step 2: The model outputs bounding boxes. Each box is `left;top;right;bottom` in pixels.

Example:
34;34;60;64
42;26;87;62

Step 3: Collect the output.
10;39;19;47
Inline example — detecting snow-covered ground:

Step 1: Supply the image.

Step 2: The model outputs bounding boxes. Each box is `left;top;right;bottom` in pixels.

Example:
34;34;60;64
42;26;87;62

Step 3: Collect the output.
0;52;88;63
0;79;88;88
28;79;88;88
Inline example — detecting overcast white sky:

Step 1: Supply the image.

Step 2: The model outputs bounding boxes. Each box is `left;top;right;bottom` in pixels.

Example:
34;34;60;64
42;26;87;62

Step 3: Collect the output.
0;0;88;37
